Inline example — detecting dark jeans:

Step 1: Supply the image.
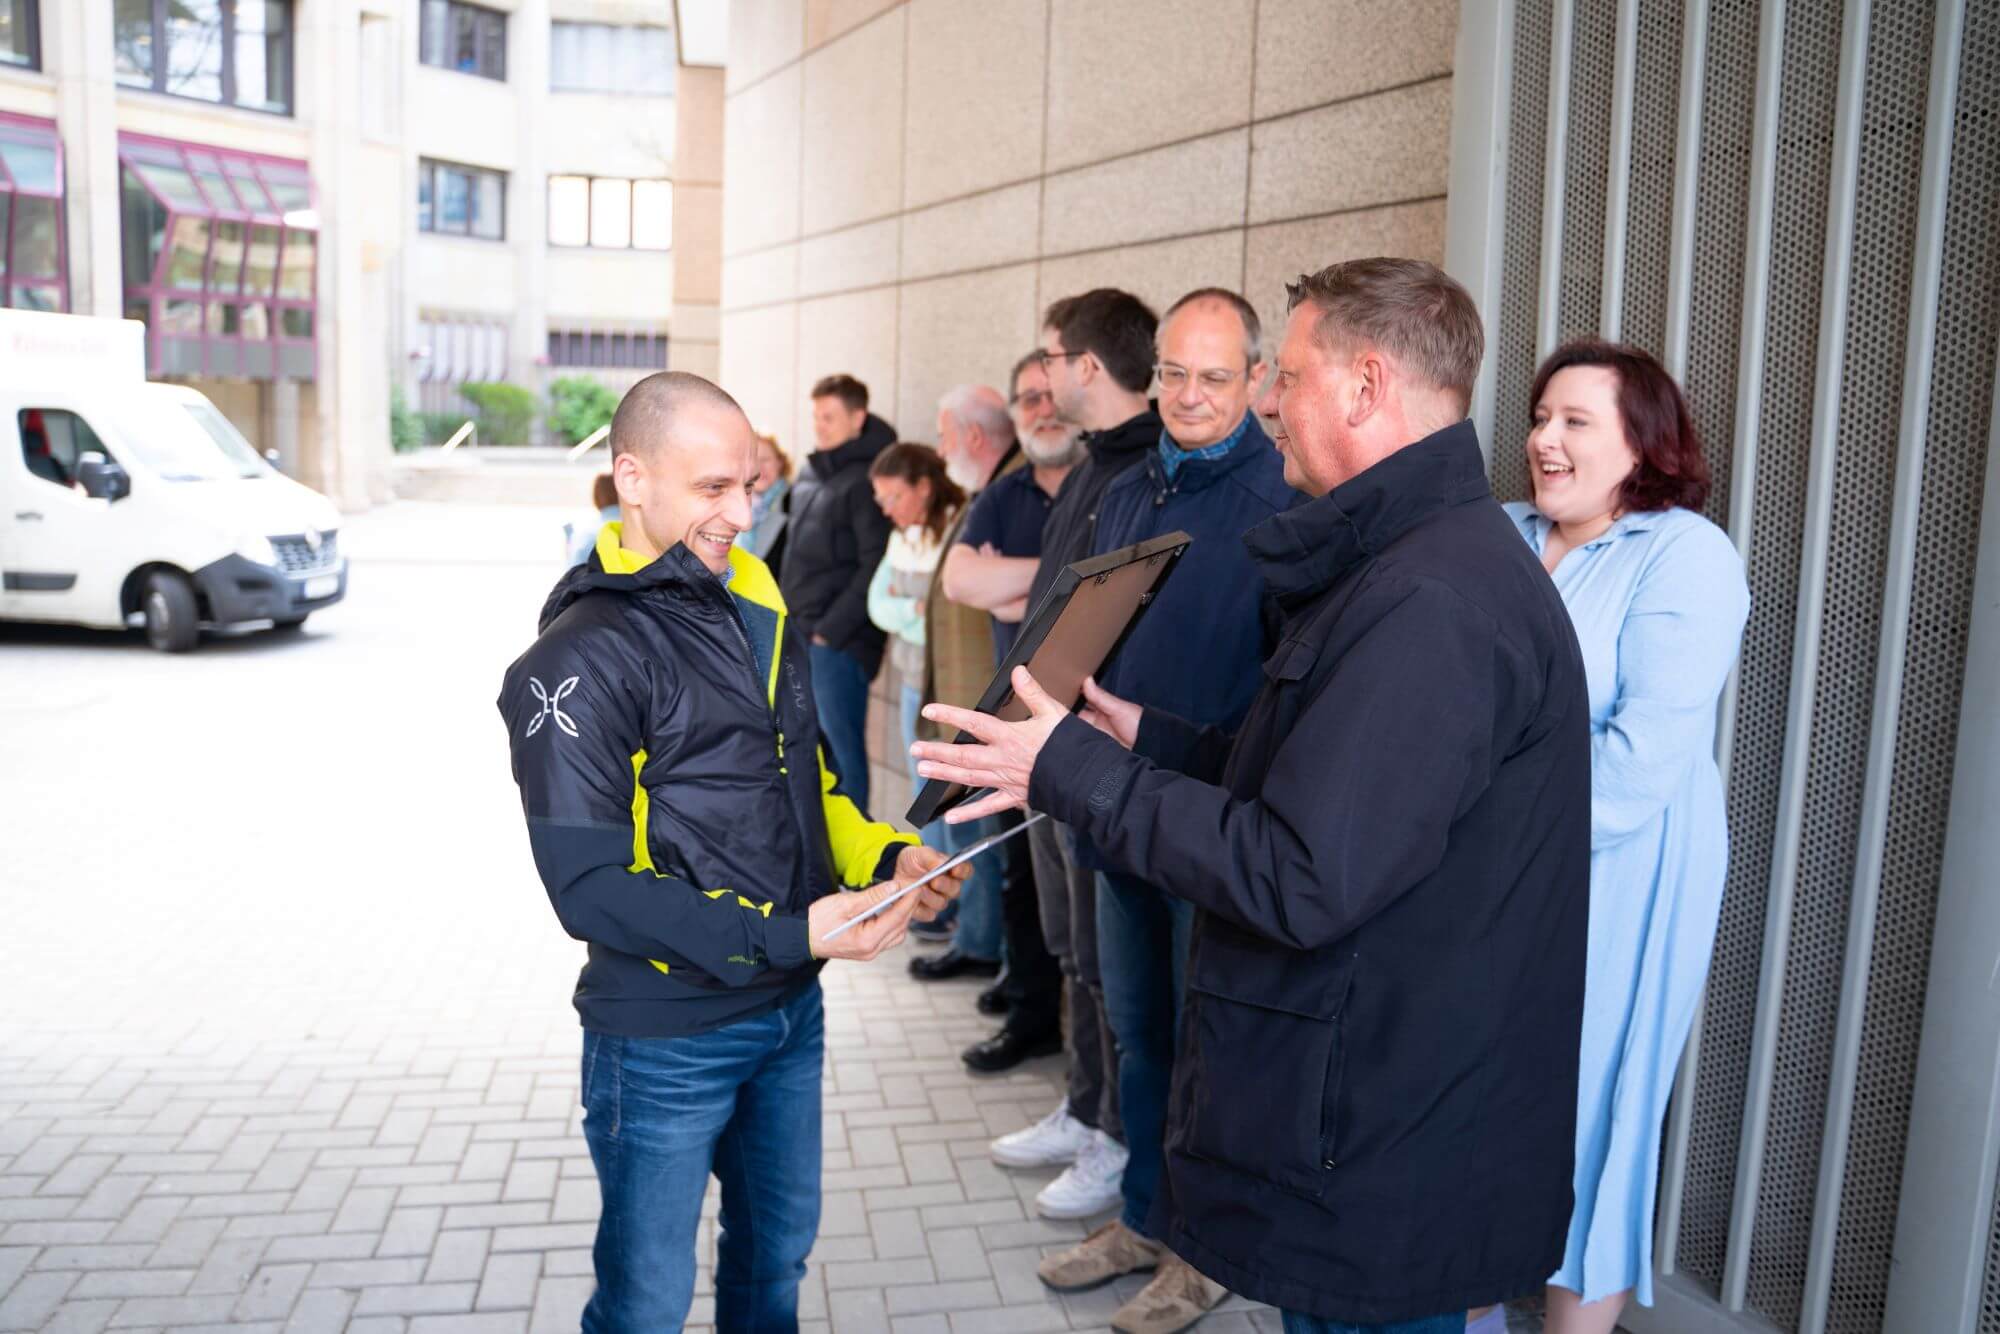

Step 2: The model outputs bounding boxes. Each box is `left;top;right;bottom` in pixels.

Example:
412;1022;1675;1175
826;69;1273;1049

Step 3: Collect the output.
995;809;1062;1033
580;986;824;1333
1281;1313;1467;1334
808;642;872;814
1029;817;1121;1142
1097;868;1194;1238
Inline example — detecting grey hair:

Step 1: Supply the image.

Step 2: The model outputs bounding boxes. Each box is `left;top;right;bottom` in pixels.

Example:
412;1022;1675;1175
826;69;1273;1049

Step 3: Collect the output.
937;384;1015;445
1161;287;1263;367
1285;258;1484;412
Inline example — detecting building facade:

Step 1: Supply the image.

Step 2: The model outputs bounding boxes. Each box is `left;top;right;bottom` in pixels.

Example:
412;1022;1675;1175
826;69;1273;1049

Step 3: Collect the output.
0;0;709;509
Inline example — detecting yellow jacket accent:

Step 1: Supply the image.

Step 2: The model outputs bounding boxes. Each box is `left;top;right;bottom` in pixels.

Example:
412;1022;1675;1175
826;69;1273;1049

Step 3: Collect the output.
606;523;914;900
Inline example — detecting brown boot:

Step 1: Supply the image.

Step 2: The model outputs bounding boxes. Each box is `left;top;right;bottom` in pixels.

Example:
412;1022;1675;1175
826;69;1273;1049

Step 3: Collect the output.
1109;1255;1229;1334
1036;1219;1164;1292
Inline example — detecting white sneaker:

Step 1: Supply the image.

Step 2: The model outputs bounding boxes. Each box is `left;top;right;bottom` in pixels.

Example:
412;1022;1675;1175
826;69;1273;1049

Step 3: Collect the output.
991;1099;1096;1169
1035;1129;1127;1219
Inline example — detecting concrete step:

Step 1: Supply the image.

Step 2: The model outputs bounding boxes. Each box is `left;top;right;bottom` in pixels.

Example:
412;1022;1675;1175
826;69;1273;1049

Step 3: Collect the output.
391;445;608;506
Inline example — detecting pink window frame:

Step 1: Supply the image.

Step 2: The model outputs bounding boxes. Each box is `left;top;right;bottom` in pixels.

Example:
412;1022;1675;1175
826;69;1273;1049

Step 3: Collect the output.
117;131;318;380
0;111;70;314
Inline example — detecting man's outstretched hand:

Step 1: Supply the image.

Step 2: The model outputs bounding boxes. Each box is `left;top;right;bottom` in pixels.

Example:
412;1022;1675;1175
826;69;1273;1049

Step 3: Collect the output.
911;666;1068;823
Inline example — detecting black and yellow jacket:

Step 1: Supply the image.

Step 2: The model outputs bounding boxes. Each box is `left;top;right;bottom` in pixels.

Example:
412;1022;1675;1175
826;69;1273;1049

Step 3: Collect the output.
498;523;916;1037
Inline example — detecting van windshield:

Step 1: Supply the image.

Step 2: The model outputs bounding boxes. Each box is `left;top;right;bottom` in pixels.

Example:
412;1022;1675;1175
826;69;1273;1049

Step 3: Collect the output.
115;397;269;482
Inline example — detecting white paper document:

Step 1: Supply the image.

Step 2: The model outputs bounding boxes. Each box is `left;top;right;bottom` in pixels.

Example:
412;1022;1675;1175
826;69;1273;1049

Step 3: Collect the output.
819;810;1048;943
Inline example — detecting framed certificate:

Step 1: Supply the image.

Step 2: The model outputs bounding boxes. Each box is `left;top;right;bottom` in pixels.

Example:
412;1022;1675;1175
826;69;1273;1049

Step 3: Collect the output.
906;530;1191;828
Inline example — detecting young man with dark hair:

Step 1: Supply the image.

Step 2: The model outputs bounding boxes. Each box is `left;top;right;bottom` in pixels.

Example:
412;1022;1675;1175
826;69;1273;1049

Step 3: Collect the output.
783;373;898;813
500;371;967;1332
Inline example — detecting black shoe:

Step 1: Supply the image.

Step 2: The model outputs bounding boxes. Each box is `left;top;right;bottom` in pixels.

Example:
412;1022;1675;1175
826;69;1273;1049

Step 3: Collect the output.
961;1025;1062;1073
908;949;1002;982
909;917;956;944
976;981;1012;1017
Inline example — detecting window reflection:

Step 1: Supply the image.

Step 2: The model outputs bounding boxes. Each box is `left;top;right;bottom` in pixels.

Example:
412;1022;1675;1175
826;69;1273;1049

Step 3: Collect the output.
163;0;224;103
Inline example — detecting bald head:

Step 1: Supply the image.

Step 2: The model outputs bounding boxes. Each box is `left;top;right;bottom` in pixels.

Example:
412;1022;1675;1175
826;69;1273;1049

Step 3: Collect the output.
610;371;748;458
608;372;759;575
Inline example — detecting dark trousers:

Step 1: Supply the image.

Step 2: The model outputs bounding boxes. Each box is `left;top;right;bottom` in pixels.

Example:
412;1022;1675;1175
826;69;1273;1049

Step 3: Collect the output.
1029;816;1122;1142
994;809;1062;1035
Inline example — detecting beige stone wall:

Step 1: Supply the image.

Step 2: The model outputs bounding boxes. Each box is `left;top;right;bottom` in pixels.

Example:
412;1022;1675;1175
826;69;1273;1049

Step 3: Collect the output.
717;0;1460;817
718;0;1460;459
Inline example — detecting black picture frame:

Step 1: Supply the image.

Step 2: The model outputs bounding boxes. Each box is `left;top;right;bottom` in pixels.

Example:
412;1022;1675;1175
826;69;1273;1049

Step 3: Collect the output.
905;529;1191;829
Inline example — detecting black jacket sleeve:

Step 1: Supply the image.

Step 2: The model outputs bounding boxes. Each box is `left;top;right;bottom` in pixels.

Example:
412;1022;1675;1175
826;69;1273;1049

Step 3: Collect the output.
818;480;893;653
1029;576;1502;952
1133;708;1235;784
499;638;813;982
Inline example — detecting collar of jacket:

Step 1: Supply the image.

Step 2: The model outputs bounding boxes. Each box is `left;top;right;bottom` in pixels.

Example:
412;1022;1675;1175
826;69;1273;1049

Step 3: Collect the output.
1149;412;1268;493
568;522;785;606
808;413;897;479
1079;405;1162;467
1245;419;1490;608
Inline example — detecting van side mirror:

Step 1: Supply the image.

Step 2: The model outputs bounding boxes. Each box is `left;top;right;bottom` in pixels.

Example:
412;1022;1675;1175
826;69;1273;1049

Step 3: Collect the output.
76;453;131;503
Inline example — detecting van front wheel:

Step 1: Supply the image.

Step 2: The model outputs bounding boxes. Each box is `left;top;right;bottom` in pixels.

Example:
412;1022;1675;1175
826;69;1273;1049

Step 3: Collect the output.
143;571;199;653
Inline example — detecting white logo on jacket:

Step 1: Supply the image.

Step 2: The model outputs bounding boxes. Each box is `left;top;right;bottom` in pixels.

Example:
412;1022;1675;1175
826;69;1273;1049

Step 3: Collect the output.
526;676;580;738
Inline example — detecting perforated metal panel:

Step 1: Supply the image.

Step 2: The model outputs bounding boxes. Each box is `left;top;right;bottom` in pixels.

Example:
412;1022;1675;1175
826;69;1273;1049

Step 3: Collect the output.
1556;1;1617;339
1682;0;1761;532
1692;3;1843;1311
1668;1;1762;1292
1466;1;2000;1330
1490;0;1553;505
1615;2;1681;353
1750;7;1935;1329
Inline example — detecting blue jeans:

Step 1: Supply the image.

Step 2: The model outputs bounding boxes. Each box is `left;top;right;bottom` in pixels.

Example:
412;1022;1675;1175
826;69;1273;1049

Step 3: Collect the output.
580;985;825;1333
1281;1313;1467;1334
809;643;871;815
1096;869;1194;1237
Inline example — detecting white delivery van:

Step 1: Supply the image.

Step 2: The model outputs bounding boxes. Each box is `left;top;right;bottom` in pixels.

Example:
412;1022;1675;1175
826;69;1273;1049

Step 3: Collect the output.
0;308;346;651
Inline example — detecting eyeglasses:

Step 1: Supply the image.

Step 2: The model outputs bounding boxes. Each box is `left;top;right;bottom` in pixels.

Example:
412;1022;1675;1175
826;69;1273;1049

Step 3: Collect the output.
1037;349;1086;371
1156;363;1246;395
1009;388;1053;410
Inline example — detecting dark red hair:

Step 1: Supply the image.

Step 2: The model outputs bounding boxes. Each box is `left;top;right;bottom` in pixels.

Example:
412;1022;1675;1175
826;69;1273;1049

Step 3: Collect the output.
1530;339;1711;513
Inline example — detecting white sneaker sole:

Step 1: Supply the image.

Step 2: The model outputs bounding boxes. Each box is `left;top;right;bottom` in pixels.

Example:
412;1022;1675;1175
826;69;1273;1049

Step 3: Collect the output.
991;1141;1084;1169
1035;1189;1124;1220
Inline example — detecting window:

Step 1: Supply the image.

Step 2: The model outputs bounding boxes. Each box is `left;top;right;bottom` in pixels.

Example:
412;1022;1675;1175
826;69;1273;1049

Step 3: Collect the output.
118;134;317;381
550;21;674;95
418;159;505;240
548;176;671;251
546;328;669;370
419;0;505;81
0;114;67;313
114;1;294;115
1;0;39;70
19;409;110;490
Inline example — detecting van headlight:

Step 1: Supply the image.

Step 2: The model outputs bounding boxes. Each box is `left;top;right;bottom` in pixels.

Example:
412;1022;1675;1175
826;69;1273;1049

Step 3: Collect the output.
236;535;277;567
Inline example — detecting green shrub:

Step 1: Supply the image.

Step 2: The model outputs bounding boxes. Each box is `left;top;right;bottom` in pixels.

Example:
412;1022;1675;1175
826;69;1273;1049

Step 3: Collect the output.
459;381;537;446
546;376;621;446
389;385;426;454
418;411;468;445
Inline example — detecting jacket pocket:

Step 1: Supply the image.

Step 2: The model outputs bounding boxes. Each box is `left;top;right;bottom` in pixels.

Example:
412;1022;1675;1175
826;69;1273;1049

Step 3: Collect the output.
1178;961;1352;1199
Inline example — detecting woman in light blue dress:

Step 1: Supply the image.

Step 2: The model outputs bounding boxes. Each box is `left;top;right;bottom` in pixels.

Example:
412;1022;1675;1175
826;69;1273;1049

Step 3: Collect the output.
1500;341;1749;1334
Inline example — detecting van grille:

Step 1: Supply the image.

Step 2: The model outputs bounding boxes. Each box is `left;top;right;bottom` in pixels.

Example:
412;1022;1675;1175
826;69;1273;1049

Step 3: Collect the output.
270;532;339;574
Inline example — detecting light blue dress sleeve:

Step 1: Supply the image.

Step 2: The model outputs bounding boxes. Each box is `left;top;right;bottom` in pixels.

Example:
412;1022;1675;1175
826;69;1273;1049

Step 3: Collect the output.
866;535;927;644
1591;518;1750;851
